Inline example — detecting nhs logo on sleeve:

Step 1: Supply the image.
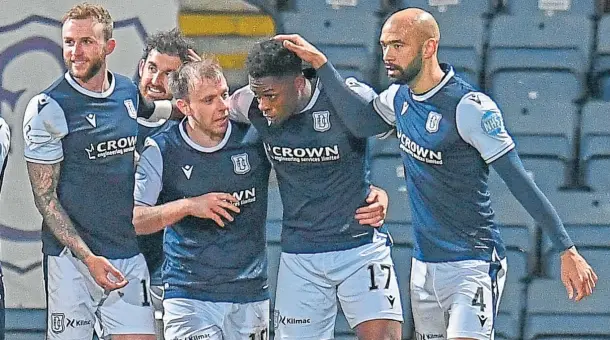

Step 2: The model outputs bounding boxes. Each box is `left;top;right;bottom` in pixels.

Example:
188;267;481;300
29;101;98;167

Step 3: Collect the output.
425;111;442;133
481;110;505;137
231;153;251;174
312;111;331;132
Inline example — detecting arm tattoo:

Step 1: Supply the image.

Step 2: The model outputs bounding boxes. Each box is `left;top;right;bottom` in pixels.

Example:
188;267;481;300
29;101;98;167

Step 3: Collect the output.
26;162;93;260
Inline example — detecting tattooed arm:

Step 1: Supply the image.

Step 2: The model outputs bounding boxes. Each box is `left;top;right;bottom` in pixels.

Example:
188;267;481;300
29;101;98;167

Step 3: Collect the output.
27;162;92;260
26;162;127;290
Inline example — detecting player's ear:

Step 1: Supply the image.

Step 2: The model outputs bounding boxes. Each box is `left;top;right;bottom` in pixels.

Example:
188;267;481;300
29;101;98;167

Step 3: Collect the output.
104;38;116;56
422;38;438;59
175;99;191;116
294;75;306;94
138;59;145;78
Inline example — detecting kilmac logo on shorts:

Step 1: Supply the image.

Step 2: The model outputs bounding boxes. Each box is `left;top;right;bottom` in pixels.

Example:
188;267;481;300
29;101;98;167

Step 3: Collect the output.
273;310;311;328
263;143;340;163
85;136;137;160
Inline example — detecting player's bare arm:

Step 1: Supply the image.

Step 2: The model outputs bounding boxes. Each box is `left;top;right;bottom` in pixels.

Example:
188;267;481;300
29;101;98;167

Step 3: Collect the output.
134;193;240;233
355;185;388;227
27;162;127;291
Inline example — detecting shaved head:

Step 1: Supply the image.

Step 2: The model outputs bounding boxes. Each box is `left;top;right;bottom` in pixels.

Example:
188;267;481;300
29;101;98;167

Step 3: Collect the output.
379;8;441;83
385;8;440;45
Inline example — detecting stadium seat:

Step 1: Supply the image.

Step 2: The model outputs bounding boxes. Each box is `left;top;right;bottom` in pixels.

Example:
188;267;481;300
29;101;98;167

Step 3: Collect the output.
523;248;610;340
594;16;610;98
5;309;46;340
402;0;495;17
498;102;576;192
581;101;610;190
502;0;598;17
280;8;379;83
290;0;385;12
487;15;592;100
490;71;582;109
542;192;610;245
436;15;485;87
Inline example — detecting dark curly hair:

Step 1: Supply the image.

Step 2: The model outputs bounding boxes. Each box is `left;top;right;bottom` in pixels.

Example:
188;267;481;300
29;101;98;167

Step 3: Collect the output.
246;39;302;78
142;28;193;63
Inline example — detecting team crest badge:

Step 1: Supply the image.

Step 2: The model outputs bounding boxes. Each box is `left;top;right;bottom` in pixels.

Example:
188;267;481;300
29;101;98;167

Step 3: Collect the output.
425;111;442;133
312;110;331;132
231;153;251;175
51;313;65;333
124;99;137;119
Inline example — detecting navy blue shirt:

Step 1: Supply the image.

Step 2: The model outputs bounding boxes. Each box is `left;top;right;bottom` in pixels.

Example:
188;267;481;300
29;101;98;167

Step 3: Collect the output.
134;120;271;303
230;79;391;254
23;72;146;258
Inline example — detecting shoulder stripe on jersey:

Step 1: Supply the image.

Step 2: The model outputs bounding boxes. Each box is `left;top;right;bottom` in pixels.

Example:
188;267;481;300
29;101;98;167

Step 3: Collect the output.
134;200;153;207
24;155;64;164
485;142;515;164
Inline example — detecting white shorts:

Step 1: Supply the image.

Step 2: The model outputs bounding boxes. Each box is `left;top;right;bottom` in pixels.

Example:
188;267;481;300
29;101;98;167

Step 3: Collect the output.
46;249;155;339
163;298;269;340
274;235;403;340
411;257;507;340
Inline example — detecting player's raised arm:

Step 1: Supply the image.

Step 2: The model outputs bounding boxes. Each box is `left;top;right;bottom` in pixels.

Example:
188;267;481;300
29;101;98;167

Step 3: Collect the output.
456;92;598;301
276;34;394;138
23;95;127;291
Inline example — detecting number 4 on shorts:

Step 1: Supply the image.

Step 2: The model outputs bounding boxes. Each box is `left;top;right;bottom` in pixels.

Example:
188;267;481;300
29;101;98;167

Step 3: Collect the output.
471;286;486;312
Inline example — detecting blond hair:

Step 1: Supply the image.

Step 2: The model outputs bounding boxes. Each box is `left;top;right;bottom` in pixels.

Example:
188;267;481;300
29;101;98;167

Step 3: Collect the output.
62;3;113;41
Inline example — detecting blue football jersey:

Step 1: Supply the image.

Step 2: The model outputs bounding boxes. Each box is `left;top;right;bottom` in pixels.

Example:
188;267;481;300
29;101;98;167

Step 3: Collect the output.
372;65;512;262
23;72;146;259
230;79;391;254
134;120;271;303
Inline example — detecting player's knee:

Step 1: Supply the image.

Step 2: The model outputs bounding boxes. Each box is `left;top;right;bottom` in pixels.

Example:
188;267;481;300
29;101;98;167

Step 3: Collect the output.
355;319;402;340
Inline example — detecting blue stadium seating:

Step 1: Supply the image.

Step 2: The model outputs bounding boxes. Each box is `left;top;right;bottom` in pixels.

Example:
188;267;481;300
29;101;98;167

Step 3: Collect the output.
540;192;610;274
291;0;385;12
491;71;582;108
499;102;575;192
437;15;485;87
502;0;598;17
487;15;592;104
595;16;610;99
280;8;379;82
5;309;46;340
581;101;610;190
402;0;495;17
524;248;610;340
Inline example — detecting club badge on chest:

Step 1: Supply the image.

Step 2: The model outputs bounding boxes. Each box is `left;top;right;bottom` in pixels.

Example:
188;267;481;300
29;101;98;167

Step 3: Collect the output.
425;111;442;133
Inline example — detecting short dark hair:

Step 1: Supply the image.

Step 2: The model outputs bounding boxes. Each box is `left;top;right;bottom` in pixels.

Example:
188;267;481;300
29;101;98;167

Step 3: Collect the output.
142;28;193;63
169;57;224;101
246;40;302;78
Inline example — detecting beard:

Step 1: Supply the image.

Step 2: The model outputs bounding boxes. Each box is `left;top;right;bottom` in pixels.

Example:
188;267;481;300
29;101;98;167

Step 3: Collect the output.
390;51;423;84
65;52;105;83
